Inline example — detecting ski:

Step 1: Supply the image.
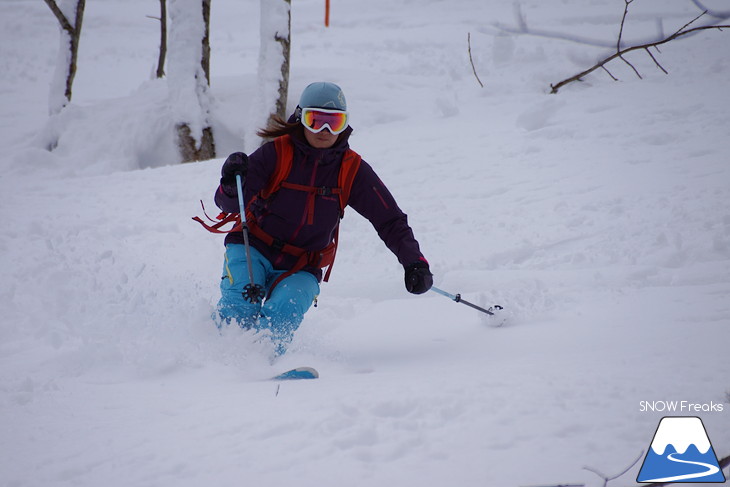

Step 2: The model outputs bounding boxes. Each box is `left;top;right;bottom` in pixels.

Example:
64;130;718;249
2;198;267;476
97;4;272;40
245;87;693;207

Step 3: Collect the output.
271;367;319;381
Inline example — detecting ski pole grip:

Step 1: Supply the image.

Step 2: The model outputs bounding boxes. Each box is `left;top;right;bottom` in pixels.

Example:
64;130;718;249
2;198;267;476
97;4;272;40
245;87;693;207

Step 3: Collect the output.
430;286;456;300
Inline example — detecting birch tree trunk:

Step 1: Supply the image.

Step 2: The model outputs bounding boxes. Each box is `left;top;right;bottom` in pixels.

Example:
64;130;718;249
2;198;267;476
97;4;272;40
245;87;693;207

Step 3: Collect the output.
254;0;291;143
43;0;86;115
268;0;291;120
167;0;215;162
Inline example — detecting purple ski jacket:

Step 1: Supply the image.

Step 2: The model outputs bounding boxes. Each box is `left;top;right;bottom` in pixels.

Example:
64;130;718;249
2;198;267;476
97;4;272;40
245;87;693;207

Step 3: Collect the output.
214;127;426;281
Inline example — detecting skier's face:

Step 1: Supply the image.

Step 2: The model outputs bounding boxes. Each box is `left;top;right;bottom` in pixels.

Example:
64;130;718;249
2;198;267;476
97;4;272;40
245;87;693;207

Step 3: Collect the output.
304;127;338;149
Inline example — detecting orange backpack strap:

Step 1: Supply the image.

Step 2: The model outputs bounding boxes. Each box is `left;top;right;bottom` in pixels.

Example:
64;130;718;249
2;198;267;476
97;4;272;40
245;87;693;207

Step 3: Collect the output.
243;135;295;222
320;148;361;282
261;135;295;200
337;148;362;214
266;135;361;212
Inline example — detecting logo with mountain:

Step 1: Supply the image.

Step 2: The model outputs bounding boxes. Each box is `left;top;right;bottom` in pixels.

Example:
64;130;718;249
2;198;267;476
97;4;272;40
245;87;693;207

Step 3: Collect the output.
637;416;726;483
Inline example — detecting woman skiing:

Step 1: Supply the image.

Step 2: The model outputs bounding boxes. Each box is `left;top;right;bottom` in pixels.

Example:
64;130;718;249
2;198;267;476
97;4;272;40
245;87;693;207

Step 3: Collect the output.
212;81;432;355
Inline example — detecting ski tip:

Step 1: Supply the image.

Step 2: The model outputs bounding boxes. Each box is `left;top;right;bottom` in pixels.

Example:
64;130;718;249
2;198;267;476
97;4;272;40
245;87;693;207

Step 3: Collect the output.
272;366;319;381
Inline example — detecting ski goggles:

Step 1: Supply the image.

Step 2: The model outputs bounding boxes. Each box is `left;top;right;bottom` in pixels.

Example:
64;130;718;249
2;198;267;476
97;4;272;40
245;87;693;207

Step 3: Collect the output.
301;107;349;135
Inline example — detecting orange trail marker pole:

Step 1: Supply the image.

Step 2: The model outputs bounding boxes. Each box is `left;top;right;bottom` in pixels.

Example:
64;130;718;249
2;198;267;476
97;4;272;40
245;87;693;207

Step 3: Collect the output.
325;0;330;27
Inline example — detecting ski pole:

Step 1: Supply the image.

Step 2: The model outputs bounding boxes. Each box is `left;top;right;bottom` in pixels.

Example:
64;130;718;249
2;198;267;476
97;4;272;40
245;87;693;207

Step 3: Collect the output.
235;173;265;303
430;285;503;316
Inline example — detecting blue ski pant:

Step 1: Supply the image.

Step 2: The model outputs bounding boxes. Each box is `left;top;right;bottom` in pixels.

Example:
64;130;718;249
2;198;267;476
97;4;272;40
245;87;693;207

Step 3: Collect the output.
217;244;319;355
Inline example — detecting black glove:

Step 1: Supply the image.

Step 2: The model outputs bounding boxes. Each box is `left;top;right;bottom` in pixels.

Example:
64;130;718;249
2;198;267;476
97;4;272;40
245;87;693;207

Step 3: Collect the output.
220;152;249;196
404;261;433;295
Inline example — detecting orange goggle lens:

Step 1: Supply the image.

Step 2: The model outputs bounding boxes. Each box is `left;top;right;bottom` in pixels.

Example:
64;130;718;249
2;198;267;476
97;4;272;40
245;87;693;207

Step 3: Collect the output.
301;108;348;135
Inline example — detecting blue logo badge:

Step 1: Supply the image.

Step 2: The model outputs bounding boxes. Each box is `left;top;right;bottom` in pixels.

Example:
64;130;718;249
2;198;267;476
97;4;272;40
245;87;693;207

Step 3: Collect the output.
637;416;726;483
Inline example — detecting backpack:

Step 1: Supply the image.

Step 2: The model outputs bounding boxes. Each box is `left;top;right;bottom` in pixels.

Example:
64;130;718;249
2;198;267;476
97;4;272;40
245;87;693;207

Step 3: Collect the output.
194;134;362;291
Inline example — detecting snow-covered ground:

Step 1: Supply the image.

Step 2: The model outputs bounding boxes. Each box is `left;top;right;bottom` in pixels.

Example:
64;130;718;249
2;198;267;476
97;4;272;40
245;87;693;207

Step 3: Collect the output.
1;1;728;486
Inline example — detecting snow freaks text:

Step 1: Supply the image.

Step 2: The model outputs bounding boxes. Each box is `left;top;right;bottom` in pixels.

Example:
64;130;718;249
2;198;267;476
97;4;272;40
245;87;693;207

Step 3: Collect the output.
639;401;724;413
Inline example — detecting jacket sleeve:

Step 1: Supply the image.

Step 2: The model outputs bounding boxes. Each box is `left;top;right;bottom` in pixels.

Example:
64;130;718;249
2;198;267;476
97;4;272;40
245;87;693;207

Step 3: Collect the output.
214;142;278;213
346;160;426;267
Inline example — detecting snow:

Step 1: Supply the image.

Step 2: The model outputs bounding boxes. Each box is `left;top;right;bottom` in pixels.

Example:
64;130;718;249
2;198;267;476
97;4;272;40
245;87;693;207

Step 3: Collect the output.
650;417;711;455
1;0;729;486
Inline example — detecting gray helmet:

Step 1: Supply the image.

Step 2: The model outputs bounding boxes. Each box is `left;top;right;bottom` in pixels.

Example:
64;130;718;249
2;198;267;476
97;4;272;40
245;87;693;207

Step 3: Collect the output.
298;82;347;111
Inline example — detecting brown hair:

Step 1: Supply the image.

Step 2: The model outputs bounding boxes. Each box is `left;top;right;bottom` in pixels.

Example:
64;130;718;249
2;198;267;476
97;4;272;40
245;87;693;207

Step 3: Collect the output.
256;115;303;140
257;113;352;146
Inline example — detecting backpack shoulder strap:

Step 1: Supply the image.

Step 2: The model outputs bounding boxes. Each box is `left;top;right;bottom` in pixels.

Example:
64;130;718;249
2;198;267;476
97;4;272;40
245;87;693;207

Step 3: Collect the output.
260;135;295;200
337;148;362;212
320;148;361;282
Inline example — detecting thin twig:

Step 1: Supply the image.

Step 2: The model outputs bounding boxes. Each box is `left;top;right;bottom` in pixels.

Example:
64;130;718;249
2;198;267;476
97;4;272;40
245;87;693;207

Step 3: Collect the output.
617;0;634;51
644;47;668;74
619;54;642;79
467;32;484;88
42;0;74;33
601;65;619;81
584;450;644;487
671;10;709;37
617;0;642;79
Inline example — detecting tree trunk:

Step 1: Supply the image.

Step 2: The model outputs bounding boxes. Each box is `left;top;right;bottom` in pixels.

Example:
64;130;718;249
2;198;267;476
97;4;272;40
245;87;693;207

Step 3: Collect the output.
274;0;291;120
167;0;215;163
256;0;291;142
156;0;167;78
43;0;86;114
176;125;215;162
201;0;212;84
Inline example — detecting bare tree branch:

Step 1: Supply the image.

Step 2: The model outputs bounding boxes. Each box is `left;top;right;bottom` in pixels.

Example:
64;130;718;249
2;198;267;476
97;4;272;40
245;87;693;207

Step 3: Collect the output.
43;0;86;107
42;0;73;33
644;47;668;74
583;450;644;487
550;22;729;94
616;0;642;78
671;9;710;37
617;0;633;52
601;65;618;81
719;454;729;473
467;32;484;88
